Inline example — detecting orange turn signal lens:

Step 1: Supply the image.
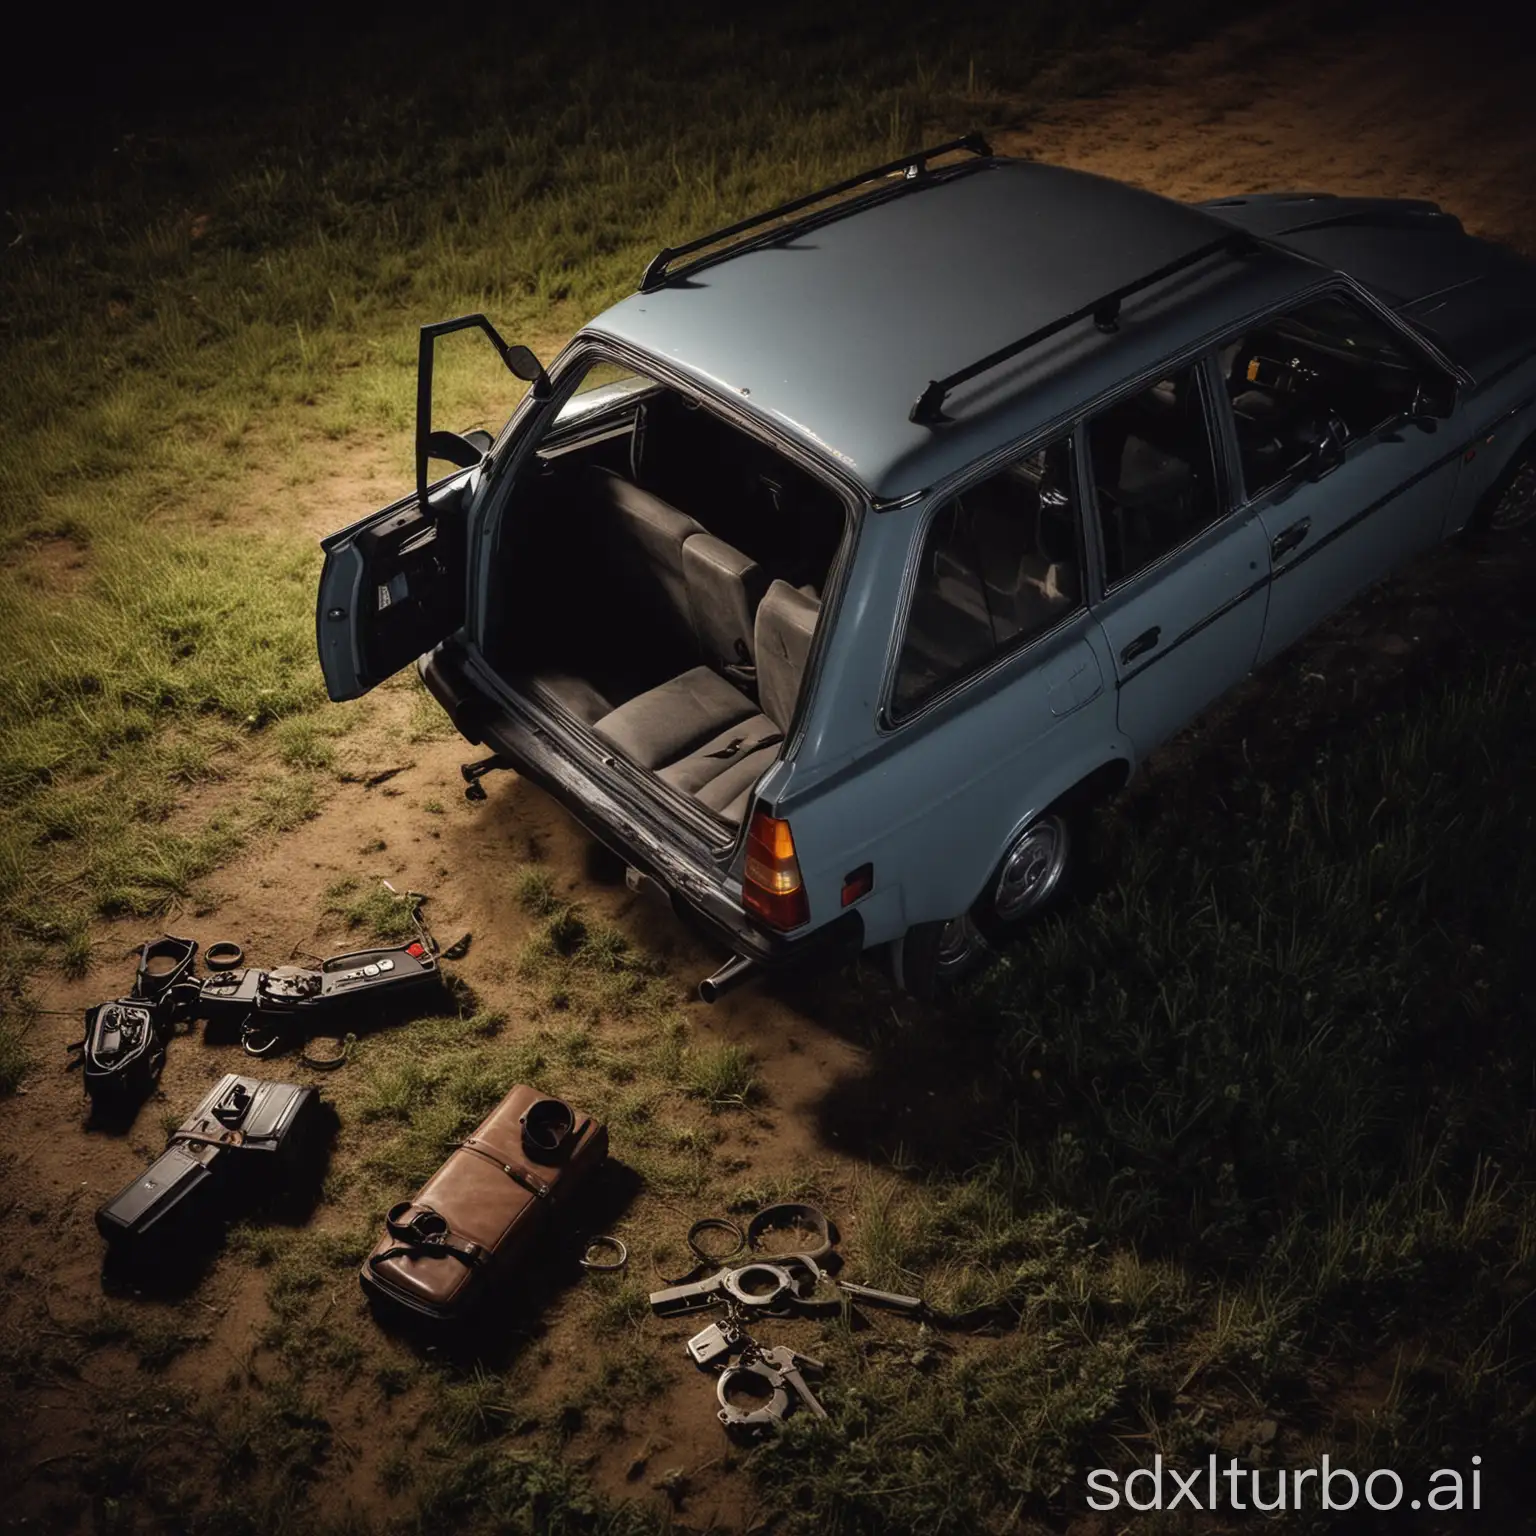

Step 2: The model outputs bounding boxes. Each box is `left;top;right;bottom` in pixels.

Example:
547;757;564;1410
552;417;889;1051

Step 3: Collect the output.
742;810;810;930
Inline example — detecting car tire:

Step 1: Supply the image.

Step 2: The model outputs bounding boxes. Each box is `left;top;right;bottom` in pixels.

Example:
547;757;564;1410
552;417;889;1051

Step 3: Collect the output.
896;808;1080;1000
973;808;1079;938
1472;439;1536;534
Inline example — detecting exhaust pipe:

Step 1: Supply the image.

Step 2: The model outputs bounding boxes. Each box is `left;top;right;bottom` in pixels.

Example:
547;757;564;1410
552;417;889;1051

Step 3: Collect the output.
698;954;759;1004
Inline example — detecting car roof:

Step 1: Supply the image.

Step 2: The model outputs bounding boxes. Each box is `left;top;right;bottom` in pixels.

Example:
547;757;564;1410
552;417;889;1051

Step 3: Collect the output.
586;157;1322;501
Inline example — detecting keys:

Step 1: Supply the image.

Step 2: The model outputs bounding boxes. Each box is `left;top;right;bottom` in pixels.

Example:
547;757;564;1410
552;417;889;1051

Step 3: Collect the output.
758;1344;828;1419
837;1280;926;1314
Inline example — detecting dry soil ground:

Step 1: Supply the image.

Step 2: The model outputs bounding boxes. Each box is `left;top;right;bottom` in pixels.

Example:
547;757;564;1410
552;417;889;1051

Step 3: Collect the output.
5;7;1536;1532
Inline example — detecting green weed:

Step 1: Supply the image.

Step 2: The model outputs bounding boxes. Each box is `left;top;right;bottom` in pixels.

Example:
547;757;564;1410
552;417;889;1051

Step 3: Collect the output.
323;877;423;943
681;1043;761;1110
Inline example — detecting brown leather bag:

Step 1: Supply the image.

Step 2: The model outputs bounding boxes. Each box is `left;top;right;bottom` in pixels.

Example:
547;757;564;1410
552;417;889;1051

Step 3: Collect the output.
360;1083;607;1322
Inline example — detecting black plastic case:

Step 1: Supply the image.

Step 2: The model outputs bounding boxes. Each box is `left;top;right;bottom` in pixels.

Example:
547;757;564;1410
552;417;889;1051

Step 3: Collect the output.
96;1073;322;1245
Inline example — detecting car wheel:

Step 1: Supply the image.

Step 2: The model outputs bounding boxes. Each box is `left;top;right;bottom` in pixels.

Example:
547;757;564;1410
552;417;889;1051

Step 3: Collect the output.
1486;453;1536;532
983;811;1075;928
935;911;990;979
896;810;1078;999
896;914;990;1001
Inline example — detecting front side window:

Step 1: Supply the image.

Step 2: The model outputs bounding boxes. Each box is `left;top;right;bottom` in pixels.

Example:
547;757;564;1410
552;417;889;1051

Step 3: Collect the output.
1086;363;1222;588
891;435;1082;720
1219;291;1428;499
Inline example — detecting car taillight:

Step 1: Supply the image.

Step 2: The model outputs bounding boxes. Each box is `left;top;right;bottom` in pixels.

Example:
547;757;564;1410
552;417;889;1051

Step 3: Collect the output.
742;810;810;930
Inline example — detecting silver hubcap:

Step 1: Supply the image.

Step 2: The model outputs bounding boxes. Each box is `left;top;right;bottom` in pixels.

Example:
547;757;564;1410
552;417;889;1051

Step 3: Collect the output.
935;913;986;975
931;814;1073;980
993;816;1070;922
1490;459;1536;531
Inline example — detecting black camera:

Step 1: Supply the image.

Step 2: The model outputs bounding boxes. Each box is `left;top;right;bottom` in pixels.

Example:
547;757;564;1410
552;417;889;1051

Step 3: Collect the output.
72;936;200;1108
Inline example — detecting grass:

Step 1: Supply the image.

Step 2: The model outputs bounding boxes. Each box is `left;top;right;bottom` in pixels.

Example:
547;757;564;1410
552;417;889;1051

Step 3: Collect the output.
739;659;1536;1530
435;1367;532;1447
680;1043;762;1111
323;877;426;943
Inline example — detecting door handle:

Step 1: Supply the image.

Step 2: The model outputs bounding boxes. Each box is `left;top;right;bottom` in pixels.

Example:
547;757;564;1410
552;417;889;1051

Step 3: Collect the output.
1271;517;1311;559
1120;626;1161;664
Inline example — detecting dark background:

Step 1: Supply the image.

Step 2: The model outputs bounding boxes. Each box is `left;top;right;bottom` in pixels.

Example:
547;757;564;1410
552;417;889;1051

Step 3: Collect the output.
9;0;1488;197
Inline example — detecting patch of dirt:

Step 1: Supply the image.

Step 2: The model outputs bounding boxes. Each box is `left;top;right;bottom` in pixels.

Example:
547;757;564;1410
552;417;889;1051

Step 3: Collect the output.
8;532;93;596
5;7;1536;1530
996;6;1536;252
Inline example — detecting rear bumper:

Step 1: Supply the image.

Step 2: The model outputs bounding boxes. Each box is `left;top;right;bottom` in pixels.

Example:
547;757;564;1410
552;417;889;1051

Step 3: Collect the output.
417;640;863;972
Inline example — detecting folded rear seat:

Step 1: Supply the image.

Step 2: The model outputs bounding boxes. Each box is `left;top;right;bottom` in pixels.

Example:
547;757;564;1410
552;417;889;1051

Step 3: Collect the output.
590;580;820;824
581;464;706;651
683;533;766;675
589;666;757;768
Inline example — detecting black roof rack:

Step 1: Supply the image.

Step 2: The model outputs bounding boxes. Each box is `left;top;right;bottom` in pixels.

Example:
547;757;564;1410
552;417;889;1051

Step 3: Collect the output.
639;132;993;294
910;230;1256;426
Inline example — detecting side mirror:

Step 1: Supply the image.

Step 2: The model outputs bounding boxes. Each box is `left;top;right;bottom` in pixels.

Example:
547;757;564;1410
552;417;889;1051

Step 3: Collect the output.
424;429;488;471
504;345;552;396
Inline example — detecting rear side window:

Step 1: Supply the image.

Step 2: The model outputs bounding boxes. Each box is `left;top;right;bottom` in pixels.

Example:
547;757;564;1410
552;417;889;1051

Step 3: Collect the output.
1086;362;1222;589
891;435;1083;721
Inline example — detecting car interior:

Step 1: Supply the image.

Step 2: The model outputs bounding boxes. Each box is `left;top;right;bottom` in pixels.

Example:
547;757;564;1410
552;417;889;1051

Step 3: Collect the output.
1087;366;1221;587
892;440;1083;718
1220;292;1424;498
486;376;847;825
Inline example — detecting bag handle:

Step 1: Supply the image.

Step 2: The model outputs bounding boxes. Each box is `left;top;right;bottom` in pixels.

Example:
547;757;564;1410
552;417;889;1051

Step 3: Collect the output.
370;1201;486;1268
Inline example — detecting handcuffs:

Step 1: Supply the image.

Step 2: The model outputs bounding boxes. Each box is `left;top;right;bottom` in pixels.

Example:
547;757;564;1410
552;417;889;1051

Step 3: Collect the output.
578;1235;629;1272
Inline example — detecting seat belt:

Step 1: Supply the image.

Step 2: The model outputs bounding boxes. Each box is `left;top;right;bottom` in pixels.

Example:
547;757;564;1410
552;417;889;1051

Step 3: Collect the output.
702;728;782;761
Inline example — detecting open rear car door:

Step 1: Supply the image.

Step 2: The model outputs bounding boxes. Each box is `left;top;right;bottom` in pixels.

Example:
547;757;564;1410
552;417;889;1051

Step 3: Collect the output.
315;316;549;701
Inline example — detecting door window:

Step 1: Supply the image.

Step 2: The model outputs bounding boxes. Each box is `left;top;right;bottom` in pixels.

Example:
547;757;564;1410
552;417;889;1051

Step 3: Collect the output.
1218;291;1428;499
1086;363;1222;589
891;435;1082;721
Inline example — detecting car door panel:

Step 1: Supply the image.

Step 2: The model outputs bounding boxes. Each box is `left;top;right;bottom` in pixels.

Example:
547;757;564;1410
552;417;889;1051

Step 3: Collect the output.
1212;284;1466;662
1083;357;1269;759
1254;431;1461;662
316;470;475;702
1095;514;1270;756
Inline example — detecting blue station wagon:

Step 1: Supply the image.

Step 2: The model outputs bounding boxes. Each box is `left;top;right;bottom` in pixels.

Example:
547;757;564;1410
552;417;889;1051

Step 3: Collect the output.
316;135;1536;999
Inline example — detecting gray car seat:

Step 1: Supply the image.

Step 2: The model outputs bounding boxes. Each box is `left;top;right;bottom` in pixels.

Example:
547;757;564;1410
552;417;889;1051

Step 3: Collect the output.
581;465;706;652
589;580;820;824
682;533;768;676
